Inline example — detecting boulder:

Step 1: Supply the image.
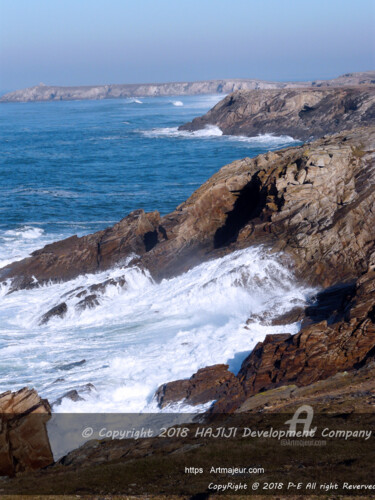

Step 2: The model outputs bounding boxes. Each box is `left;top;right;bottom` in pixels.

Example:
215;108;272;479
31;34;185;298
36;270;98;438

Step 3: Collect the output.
0;388;53;476
155;364;244;408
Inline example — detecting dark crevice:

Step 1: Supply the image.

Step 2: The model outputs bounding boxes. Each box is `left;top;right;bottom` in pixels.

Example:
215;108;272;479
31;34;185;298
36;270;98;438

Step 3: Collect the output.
305;282;357;325
214;176;266;249
158;225;168;240
353;344;375;369
96;241;102;268
144;230;158;252
368;305;375;323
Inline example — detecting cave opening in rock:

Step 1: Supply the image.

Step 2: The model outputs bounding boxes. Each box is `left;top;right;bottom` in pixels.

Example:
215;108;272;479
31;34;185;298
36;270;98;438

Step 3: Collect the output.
214;176;266;248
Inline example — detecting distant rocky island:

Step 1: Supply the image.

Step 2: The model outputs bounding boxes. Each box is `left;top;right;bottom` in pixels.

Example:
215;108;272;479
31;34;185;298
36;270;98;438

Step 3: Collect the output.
1;71;375;103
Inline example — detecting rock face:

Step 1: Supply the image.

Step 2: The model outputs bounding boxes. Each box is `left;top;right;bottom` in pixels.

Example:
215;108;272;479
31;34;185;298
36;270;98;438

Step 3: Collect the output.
155;364;243;408
1;71;374;103
2;127;374;301
179;87;375;140
0;388;53;476
156;270;375;412
1;209;162;292
238;272;375;395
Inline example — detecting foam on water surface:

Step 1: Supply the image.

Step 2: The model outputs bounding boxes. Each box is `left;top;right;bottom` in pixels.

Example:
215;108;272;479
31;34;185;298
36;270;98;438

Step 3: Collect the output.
0;94;305;414
0;246;313;413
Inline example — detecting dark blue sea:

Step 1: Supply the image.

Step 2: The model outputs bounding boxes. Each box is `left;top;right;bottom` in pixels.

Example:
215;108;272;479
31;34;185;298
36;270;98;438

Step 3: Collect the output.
0;95;309;414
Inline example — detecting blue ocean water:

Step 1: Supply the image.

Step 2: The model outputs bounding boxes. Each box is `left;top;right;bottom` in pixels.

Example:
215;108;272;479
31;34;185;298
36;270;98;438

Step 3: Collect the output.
0;95;298;265
0;95;309;412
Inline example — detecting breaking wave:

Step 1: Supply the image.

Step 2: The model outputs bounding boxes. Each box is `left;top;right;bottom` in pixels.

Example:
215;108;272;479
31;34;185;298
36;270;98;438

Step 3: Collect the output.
141;125;223;138
140;126;298;147
0;246;313;413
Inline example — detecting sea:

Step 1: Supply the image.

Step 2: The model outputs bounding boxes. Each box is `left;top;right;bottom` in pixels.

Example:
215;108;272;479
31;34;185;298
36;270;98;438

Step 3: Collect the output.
0;95;311;413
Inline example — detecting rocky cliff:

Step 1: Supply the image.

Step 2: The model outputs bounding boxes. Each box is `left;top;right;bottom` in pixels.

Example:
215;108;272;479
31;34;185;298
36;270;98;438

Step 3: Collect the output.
1;127;374;309
1;126;375;486
1;71;375;103
179;86;375;140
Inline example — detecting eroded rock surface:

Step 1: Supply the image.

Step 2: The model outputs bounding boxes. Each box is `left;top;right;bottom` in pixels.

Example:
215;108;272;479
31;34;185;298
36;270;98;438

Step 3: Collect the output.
155;364;243;408
0;388;53;476
2;127;375;298
180;87;375;140
155;270;375;413
238;272;375;397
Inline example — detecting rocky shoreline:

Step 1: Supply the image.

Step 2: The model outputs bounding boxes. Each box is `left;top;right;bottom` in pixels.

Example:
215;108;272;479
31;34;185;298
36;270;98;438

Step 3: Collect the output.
179;86;375;140
1;71;375;103
0;102;374;488
1;127;374;315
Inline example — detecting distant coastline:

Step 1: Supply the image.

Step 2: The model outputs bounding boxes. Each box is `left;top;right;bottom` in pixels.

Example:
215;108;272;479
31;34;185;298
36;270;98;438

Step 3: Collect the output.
1;71;374;103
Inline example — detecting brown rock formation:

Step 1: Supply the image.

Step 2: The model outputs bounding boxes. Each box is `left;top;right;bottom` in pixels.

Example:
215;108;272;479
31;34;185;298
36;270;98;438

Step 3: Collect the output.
0;388;53;476
2;127;375;302
179;87;375;140
1;209;162;292
155;270;375;413
155;364;243;408
238;272;375;396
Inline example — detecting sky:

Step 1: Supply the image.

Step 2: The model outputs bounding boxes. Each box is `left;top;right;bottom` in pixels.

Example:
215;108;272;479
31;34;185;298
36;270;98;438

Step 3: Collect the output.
1;0;375;91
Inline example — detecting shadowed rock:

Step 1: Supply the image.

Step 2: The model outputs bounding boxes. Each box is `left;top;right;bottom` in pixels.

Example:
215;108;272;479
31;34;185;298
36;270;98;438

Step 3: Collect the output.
40;302;67;324
155;271;375;413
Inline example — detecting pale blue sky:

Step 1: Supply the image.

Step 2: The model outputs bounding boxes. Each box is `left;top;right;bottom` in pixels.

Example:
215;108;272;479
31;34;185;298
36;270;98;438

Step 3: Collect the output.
1;0;374;90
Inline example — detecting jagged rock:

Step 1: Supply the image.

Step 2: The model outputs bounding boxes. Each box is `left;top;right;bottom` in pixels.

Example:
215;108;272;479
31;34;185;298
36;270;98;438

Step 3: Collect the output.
156;271;375;413
270;306;306;325
0;388;53;476
179;87;375;140
155;364;244;408
2;127;374;293
1;209;162;292
237;271;375;397
52;389;85;407
39;302;67;324
39;276;129;323
75;294;100;311
57;359;86;371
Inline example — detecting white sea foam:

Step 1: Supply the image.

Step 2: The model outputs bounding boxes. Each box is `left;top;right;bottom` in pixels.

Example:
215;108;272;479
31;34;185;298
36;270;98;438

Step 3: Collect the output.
126;98;143;104
141;124;223;139
0;246;314;413
140;126;298;147
172;100;184;106
0;226;54;268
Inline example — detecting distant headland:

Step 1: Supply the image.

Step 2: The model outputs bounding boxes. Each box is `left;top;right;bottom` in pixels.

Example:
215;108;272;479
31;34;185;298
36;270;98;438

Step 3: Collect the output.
1;71;374;103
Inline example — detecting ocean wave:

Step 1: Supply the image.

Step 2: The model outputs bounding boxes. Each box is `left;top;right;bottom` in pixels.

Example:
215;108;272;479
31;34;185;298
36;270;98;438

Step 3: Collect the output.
141;125;223;139
227;133;297;145
10;188;80;198
172;100;184;107
140;126;298;147
0;246;314;413
126;98;143;104
0;226;51;268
